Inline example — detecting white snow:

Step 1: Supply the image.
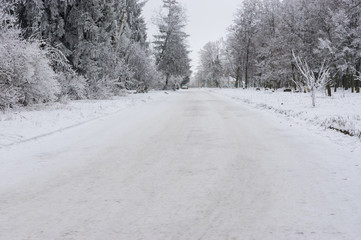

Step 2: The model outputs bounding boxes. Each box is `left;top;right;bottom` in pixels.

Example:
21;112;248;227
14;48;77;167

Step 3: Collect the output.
0;91;169;148
0;89;360;239
209;88;361;150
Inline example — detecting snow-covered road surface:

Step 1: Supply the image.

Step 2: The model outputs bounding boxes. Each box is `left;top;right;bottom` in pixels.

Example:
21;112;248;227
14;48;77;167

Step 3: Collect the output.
1;89;360;240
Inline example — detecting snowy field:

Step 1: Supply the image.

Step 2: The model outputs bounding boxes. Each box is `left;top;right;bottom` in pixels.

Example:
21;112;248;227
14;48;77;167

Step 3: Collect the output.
209;88;361;150
0;91;170;148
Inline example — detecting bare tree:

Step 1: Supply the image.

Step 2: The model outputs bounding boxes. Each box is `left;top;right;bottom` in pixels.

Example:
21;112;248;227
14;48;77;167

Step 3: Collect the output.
292;51;331;107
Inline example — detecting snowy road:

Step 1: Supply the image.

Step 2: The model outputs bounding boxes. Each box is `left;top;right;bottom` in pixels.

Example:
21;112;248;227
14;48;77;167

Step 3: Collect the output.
1;89;360;240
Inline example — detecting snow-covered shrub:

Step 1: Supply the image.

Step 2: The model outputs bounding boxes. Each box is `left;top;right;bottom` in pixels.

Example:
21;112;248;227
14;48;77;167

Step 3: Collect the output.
0;1;60;108
117;59;136;92
169;75;183;89
321;116;361;139
56;72;87;100
127;42;163;90
44;44;87;100
0;35;61;108
85;78;117;100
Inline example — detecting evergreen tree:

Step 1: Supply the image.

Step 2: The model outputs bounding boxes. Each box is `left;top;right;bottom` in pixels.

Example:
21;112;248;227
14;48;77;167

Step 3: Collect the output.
16;0;161;98
153;0;191;89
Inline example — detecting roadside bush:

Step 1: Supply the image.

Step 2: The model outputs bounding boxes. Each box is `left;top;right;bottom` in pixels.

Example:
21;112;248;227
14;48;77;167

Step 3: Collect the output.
0;34;60;108
0;1;60;109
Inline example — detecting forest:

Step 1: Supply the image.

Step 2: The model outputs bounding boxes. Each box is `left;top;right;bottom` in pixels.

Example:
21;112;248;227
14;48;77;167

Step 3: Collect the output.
0;0;191;109
196;0;361;94
1;0;361;110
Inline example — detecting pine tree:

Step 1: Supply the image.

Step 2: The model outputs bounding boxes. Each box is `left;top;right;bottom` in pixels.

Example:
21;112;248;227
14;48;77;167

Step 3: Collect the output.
16;0;161;98
153;0;191;90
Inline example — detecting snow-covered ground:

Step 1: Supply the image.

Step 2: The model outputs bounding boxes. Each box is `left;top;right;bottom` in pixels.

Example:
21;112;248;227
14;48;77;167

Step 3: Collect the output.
0;91;170;148
2;88;359;151
209;88;361;150
0;89;360;239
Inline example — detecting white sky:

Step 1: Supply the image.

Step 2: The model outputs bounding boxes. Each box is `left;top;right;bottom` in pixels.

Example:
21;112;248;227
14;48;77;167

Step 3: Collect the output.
142;0;241;73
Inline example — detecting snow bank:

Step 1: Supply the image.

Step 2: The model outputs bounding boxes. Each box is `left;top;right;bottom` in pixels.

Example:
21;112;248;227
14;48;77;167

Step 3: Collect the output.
209;88;361;147
0;91;169;148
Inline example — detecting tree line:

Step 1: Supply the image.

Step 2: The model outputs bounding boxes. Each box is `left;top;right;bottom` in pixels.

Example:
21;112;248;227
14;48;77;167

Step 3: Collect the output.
196;0;361;94
0;0;191;109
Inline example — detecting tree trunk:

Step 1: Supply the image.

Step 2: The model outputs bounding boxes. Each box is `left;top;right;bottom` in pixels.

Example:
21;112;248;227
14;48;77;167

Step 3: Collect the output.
327;83;332;97
334;71;339;92
119;9;128;38
238;69;241;88
235;66;240;88
156;32;171;66
356;59;360;93
292;63;297;90
244;40;250;89
344;68;349;90
163;73;170;90
311;86;316;107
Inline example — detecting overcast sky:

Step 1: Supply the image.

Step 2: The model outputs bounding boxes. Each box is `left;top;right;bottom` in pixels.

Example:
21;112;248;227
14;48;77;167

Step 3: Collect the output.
142;0;241;73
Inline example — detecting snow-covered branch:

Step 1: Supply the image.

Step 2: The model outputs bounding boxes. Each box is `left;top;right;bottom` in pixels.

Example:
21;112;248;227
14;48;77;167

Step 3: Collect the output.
292;51;331;107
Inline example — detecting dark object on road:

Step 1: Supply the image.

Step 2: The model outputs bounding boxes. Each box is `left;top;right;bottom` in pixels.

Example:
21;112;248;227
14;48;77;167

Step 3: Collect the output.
284;89;292;92
256;88;261;91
